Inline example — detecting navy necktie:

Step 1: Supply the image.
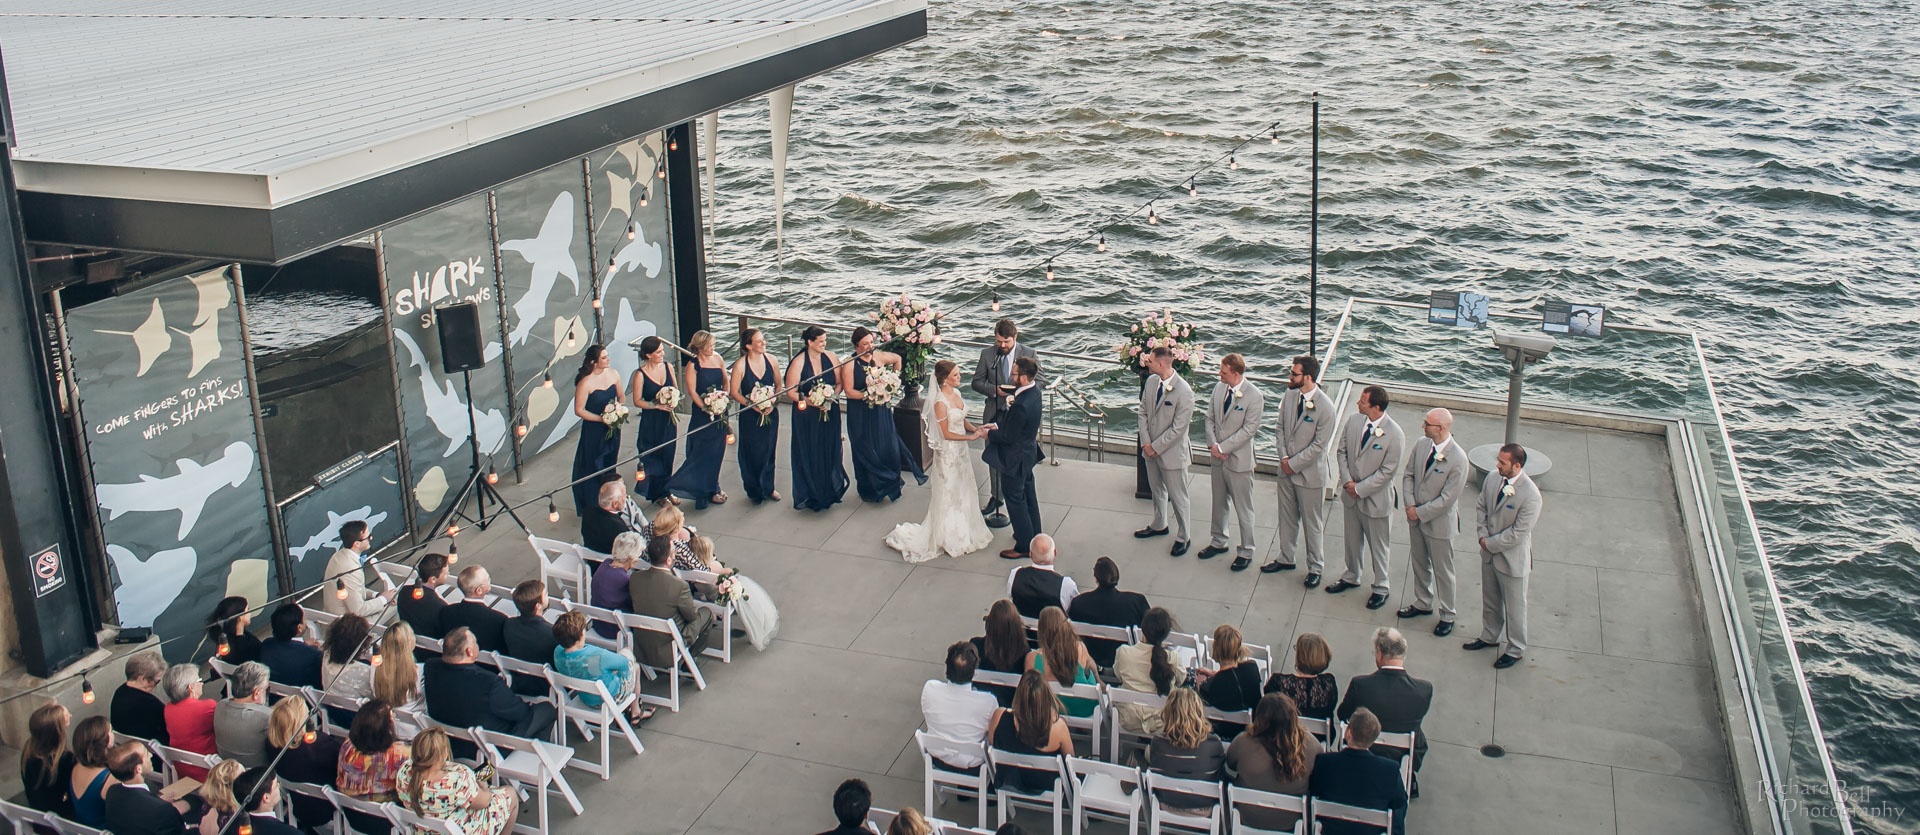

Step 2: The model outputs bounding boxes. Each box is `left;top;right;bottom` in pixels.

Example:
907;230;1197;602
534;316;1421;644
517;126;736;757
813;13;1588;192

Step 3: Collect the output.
1295;396;1304;419
1360;423;1374;449
1425;448;1437;472
1224;389;1235;411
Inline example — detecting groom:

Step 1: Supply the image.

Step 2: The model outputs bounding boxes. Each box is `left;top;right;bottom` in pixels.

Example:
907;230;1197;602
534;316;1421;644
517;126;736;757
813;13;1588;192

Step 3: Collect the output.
984;356;1044;559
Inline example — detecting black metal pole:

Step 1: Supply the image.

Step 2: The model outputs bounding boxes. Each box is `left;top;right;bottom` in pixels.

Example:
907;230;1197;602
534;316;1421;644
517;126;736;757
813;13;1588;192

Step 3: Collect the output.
1309;92;1320;358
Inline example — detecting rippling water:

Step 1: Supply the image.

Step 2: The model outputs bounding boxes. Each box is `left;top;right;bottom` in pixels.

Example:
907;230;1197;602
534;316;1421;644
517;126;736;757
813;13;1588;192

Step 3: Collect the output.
701;0;1920;828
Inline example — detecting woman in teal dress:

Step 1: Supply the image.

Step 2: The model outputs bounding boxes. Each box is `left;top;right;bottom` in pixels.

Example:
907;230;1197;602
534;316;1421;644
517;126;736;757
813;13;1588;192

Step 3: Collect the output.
1025;607;1100;718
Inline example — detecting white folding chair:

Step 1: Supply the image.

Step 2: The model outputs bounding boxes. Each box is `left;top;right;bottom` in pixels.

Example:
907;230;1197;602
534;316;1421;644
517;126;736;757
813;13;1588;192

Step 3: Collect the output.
986;750;1069;834
972;670;1021;690
1070;621;1134;676
1241;642;1273;680
389;803;466;835
1202;706;1252;737
0;799;50;833
266;680;305;702
1106;687;1167;765
324;786;402;835
150;742;219;782
1373;730;1417;795
475;726;583;835
1308;799;1392;835
1296;716;1339;750
915;730;992;830
1165;632;1204;669
1144;773;1223;835
867;808;897;833
674;567;735;663
547;668;644;779
558;601;630;655
617;610;707;713
485;651;560;708
529;536;591;604
1050;681;1107;760
277;778;340;834
1225;784;1307;835
35;812;107;835
1065;756;1143;835
207;657;239;698
302;606;340;635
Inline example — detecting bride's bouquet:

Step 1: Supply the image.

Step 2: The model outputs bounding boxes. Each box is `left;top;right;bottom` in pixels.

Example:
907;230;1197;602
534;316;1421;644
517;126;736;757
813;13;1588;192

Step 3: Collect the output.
803;384;840;420
712;567;751;605
746;383;778;426
652;386;681;424
601;400;631;429
863;364;902;408
698;389;729;420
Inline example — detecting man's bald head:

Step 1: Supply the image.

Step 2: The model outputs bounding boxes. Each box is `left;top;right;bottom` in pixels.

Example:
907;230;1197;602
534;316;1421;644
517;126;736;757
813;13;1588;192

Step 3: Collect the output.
1423;408;1453;443
1029;534;1056;565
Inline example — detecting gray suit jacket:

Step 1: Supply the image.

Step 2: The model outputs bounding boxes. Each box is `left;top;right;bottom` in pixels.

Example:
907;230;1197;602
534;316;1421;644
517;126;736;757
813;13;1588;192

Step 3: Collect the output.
1476;470;1543;577
628;566;706;668
1402;436;1469;537
971;342;1042;422
1337;413;1405;519
1276;386;1337;488
1204;381;1265;474
1138;372;1194;470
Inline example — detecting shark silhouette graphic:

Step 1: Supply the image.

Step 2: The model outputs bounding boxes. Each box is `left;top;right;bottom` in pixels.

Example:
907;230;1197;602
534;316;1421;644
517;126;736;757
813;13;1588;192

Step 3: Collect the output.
391;329;509;457
95;441;255;539
500;191;581;347
167;269;231;376
288;506;391;563
106;543;196;629
95;299;172;377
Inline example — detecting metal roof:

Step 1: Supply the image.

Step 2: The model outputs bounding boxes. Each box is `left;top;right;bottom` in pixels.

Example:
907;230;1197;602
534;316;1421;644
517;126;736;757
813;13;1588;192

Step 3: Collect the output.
0;0;926;261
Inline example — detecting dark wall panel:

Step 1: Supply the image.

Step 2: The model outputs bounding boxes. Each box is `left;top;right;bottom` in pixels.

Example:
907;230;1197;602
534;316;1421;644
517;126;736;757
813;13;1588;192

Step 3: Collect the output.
280;447;406;595
588;133;678;396
494;161;592;456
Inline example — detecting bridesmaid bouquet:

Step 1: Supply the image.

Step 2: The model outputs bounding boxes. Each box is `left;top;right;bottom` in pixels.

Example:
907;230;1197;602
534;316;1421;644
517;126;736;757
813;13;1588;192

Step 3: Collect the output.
1117;308;1204;377
653;386;682;423
699;390;729;420
872;293;942;374
803;384;840;420
747;384;778;426
863;364;903;408
601;401;631;429
713;567;750;604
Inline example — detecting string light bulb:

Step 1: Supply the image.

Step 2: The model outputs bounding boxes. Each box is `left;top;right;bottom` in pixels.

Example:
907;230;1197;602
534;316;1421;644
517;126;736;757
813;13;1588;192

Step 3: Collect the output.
238;822;252;835
1148;205;1159;225
336;579;349;600
447;524;460;537
1045;260;1055;281
516;423;529;438
635;466;647;482
1230;154;1238;171
1098;234;1107;253
1271;130;1280;145
412;586;424;600
669;138;679;151
447;542;459;564
638;192;648;208
302;728;317;745
592;297;603;310
369;646;383;667
627;223;636;241
1188;178;1198;197
990;291;1001;313
657;166;667;180
548;497;560;523
81;677;95;704
486;469;499;485
608;255;617;271
542;373;553;389
726;430;736;445
217;635;231;657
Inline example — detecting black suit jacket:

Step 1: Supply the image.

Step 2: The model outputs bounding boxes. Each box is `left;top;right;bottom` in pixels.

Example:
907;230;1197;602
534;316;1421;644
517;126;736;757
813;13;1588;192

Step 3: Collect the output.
102;783;187;835
242;812;302;835
983;385;1043;474
396;583;449;638
1068;587;1150;668
501;614;559;696
258;638;323;688
111;685;169;745
1336;668;1433;763
440;600;509;652
422;659;533;734
579;506;634;557
1308;748;1408;835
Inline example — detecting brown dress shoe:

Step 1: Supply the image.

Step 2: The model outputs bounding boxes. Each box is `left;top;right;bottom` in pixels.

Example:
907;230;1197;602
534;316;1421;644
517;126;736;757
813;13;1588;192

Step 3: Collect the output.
999;549;1027;560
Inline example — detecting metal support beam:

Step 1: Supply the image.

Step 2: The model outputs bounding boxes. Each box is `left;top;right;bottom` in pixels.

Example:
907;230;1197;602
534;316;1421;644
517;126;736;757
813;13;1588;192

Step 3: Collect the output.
665;121;708;344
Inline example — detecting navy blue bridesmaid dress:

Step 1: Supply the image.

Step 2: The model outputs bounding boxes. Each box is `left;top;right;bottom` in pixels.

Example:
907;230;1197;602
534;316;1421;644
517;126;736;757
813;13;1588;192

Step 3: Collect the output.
570;383;621;514
846;362;926;502
789;351;848;511
736;356;780;504
634;365;678;503
667;361;728;509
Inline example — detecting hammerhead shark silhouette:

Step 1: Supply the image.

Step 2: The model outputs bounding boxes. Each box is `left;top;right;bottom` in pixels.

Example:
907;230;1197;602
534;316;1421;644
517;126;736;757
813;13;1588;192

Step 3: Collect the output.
391;329;509;457
95;441;255;539
500;191;580;347
106;543;196;628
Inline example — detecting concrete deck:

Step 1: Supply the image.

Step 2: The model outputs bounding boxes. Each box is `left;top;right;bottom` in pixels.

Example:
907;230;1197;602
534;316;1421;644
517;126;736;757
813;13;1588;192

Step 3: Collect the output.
377;403;1741;834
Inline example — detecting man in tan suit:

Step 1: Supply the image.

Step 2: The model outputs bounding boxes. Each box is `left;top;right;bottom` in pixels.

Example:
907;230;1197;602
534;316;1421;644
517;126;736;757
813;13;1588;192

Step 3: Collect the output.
1266;355;1338;583
1328;385;1405;611
320;521;393;621
1135;347;1195;556
1397;409;1470;636
628;536;715;669
1463;443;1544;669
1197;354;1266;571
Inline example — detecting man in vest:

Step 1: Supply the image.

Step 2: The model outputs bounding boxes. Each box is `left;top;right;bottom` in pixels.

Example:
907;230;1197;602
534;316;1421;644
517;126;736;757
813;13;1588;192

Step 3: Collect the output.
1007;534;1079;619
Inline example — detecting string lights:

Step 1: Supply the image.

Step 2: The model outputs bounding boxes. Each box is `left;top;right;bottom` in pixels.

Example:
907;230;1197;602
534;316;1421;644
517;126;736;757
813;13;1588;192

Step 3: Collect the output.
548;497;560;523
486;469;499;485
80;677;94;704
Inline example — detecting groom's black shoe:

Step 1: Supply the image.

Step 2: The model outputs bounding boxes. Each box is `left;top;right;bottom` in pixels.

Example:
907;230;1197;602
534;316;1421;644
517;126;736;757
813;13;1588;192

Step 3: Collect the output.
981;500;1001;516
1196;545;1228;560
1169;540;1190;557
1133;526;1169;539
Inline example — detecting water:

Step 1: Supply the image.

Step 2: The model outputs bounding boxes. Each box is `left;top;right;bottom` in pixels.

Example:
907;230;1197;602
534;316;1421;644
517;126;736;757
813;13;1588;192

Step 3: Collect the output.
699;0;1918;828
243;288;384;355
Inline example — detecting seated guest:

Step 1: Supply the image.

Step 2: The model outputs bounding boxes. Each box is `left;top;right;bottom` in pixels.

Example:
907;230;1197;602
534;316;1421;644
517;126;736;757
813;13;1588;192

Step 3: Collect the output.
887;808;933;835
205;596;261;665
970;599;1029;707
581;479;639;558
987;670;1074;794
336;700;410;835
1336;627;1432;785
1113;607;1187;734
1194;624;1263;738
258;603;323;688
1148;688;1227;814
920;641;999;772
101;741;189;835
687;533;780;651
813;778;871;835
627;536;716;669
1226;693;1321;831
20;702;75;817
110;652;170;745
232;767;302;835
424;627;559;747
68;716;114;828
322;519;395;620
266;696;340;834
1006;534;1077;619
440;566;509;652
1266;632;1339;722
198;759;246;834
590;532;645;639
214;661;275;768
1024;606;1097;718
397;727;519;835
319;612;375;701
502;579;561;697
1066;556;1149;669
397;552;452;640
551;610;655;724
160;664;217;780
648;504;703;571
1309;708;1408;835
372;622;425;714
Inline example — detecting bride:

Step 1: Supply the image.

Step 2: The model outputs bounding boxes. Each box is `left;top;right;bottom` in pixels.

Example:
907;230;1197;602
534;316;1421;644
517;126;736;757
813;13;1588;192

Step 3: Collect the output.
886;360;996;562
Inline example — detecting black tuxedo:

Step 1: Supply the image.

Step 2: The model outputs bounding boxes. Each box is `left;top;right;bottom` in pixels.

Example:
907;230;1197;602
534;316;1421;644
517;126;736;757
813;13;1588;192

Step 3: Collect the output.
1066;587;1149;668
440;599;509;652
1336;667;1433;771
102;783;187;835
984;385;1043;552
1309;748;1408;835
579;506;634;557
396;583;449;638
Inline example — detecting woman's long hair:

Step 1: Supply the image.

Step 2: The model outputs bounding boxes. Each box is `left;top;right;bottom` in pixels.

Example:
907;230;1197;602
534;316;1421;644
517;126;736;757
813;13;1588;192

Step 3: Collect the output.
322;613;371;667
1009;670;1060;750
981;600;1026;671
372;623;418;708
21;703;68;789
347;699;397;756
71;716;111;768
406;727;451;816
574;344;606;385
1246;692;1314;782
1138;607;1178;696
1036;607;1080;687
268;696;311;750
205;595;247;645
1159;688;1210;750
202;759;244;815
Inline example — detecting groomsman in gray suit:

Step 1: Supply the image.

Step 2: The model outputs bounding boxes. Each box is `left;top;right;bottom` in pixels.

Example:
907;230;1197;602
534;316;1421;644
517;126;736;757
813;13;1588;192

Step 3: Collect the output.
1464;443;1544;669
1198;354;1266;571
1265;355;1338;584
1327;385;1405;610
972;319;1042;527
1135;346;1194;556
1396;408;1470;636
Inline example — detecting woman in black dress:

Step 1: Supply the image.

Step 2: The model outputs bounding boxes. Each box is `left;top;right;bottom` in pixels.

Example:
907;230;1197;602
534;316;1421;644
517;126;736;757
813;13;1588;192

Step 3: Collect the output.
204;595;260;664
986;670;1074;793
20;702;74;817
1264;631;1340;722
970;599;1029;707
728;328;781;505
569;345;623;515
1194;624;1265;738
629;336;680;505
785;326;848;511
841;327;924;503
665;330;730;509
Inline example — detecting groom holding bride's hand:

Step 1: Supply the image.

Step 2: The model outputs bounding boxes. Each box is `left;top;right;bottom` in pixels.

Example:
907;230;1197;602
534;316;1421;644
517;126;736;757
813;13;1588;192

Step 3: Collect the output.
983;356;1044;559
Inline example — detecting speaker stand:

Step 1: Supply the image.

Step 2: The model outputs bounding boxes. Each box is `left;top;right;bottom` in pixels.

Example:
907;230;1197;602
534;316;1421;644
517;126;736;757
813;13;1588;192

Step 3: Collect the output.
430;371;527;539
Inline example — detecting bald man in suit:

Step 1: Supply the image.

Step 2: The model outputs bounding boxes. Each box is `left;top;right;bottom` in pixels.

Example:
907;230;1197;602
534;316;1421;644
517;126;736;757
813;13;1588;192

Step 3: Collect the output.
1397;408;1470;636
1327;385;1405;611
1463;443;1544;669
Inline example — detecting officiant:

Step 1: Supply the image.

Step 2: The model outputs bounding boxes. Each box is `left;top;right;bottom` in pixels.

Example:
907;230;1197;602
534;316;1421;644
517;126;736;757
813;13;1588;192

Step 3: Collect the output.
971;319;1043;528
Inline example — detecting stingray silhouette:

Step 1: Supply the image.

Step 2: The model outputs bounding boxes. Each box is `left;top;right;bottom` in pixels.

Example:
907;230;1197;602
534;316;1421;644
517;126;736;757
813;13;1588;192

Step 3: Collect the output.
95;299;172;376
391;329;509;458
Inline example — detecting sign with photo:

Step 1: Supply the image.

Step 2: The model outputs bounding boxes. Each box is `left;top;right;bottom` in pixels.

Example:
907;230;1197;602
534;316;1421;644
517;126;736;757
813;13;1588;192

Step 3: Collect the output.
279;446;407;596
1542;300;1606;337
1428;290;1490;329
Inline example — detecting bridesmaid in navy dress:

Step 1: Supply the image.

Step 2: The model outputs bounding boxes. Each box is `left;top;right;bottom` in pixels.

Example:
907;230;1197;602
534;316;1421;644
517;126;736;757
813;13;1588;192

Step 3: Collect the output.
629;336;679;506
785;325;848;511
842;327;927;502
728;328;781;505
666;330;730;509
569;345;624;515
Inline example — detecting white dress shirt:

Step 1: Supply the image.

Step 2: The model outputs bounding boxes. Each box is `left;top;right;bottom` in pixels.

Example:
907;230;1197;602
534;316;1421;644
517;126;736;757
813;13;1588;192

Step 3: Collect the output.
1007;564;1079;611
920;680;1000;767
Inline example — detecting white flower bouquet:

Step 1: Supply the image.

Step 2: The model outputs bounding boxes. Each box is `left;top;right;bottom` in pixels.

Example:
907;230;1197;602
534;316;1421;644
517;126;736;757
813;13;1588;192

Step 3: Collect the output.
601;401;631;429
699;389;729;420
713;567;750;605
747;383;778;426
803;384;840;420
863;364;902;408
652;386;681;423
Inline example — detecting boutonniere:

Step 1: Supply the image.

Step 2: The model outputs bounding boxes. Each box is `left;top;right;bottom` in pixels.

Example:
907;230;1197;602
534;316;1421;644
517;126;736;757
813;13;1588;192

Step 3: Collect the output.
1434;451;1447;463
1303;399;1317;411
1502;483;1516;498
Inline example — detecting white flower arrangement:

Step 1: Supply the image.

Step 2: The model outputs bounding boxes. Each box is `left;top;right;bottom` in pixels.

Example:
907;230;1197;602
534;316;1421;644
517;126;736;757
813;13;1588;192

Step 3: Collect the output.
803;384;840;420
872;293;942;372
713;567;749;605
863;364;903;408
1117;309;1203;376
653;386;681;424
698;389;729;420
747;383;778;426
601;401;631;429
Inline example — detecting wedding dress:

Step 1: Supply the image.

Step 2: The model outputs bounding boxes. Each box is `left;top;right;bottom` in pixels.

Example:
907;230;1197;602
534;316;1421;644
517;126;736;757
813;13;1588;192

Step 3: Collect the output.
885;390;994;563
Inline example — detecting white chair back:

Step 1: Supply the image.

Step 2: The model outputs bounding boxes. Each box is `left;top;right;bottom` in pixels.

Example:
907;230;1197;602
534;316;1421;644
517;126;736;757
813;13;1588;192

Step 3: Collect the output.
390;802;467;835
615;610;707;711
915;730;991;830
971;670;1021;689
324;786;401;835
546;667;644;779
276;778;339;833
1142;772;1224;835
1373;730;1418;794
1105;686;1168;762
1048;681;1108;759
476;726;583;835
985;749;1069;833
671;567;735;663
1309;799;1392;833
1065;755;1143;835
529;536;591;603
1226;784;1307;835
1297;715;1338;749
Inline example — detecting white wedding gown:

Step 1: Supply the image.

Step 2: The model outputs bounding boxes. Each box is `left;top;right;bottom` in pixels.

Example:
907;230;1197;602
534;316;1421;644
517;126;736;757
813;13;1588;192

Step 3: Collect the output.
886;391;995;563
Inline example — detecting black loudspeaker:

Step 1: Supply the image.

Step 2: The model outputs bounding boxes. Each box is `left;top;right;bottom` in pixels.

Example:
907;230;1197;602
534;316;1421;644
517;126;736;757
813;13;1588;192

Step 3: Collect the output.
435;302;486;372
